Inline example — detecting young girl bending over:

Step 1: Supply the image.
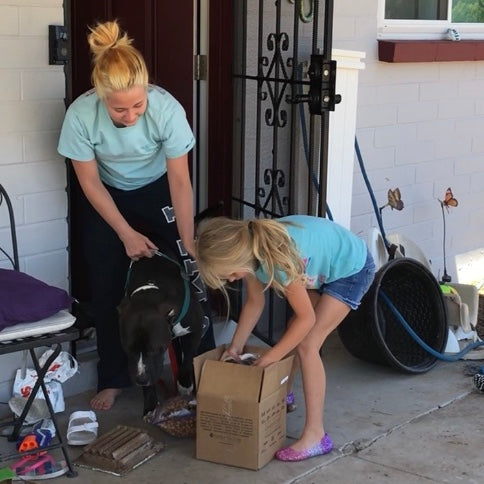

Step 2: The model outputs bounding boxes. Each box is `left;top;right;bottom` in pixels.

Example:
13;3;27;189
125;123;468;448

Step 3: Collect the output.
196;214;375;462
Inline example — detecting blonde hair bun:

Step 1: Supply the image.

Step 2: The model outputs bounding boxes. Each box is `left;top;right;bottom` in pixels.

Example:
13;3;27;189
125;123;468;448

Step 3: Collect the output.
87;20;132;63
87;20;148;99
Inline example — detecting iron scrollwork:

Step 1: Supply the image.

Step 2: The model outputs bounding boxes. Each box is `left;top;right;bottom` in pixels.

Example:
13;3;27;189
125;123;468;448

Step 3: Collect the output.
256;169;288;217
259;32;291;128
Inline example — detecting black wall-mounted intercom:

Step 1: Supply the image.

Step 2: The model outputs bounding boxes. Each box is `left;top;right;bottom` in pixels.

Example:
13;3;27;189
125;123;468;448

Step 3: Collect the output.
49;25;68;65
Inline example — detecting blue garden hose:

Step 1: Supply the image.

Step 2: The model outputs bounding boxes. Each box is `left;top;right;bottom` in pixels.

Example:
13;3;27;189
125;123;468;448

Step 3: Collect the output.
380;285;484;361
355;137;391;253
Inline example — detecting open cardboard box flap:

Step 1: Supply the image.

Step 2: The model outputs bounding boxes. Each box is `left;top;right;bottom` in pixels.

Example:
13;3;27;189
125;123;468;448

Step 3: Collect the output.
194;344;293;402
259;353;293;400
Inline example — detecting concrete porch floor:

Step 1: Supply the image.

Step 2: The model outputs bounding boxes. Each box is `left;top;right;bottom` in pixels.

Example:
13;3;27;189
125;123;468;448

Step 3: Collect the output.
1;329;483;483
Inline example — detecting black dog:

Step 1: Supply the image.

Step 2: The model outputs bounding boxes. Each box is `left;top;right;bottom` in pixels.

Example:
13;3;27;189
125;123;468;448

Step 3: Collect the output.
118;243;204;415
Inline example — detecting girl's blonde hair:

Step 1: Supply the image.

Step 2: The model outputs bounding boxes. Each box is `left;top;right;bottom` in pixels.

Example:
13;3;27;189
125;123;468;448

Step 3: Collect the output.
196;217;305;299
87;20;149;99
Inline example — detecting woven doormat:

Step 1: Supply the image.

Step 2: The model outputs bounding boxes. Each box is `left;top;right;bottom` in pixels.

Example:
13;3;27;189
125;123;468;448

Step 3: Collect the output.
75;425;164;476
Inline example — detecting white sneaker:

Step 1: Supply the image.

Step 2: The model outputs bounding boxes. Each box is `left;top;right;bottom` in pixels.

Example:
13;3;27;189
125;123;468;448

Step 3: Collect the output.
33;418;56;438
447;28;460;41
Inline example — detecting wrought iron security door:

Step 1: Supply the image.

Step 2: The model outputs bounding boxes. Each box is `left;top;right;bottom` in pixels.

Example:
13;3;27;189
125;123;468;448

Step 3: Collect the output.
231;0;340;345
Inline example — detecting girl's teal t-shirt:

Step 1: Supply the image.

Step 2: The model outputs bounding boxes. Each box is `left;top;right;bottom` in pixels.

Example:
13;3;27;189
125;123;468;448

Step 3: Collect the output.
57;85;195;190
255;215;367;288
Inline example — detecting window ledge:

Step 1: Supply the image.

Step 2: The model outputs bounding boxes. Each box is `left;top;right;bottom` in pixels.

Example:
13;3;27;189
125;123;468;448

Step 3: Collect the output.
378;39;484;62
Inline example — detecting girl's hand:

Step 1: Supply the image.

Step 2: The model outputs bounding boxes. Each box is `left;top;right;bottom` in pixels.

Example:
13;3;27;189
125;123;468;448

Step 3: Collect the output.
254;352;279;368
220;345;242;362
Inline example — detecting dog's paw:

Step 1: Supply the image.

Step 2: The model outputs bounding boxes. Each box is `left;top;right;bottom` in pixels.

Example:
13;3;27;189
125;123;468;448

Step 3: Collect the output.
177;381;194;396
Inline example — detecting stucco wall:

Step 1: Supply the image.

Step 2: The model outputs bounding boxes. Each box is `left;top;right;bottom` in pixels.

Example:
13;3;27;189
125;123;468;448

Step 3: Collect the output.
333;0;484;286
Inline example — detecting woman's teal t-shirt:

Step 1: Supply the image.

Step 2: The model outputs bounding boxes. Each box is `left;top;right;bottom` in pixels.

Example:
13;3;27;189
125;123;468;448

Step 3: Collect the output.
57;85;195;190
255;215;367;289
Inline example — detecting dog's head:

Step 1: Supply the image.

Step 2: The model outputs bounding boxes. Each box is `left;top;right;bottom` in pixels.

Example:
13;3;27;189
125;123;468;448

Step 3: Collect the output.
118;296;175;387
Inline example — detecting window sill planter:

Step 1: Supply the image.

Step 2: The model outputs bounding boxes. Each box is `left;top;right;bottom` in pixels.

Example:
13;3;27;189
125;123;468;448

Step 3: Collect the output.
378;39;484;63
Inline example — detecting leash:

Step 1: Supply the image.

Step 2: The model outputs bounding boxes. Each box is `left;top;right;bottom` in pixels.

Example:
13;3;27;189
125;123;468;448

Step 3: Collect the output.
124;250;191;328
152;250;191;326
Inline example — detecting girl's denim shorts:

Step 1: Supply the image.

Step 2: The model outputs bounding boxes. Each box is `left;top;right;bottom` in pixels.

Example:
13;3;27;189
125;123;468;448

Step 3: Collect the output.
318;250;376;310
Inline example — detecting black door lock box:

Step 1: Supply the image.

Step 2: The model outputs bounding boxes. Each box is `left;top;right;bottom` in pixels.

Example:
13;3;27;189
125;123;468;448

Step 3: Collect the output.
49;25;68;65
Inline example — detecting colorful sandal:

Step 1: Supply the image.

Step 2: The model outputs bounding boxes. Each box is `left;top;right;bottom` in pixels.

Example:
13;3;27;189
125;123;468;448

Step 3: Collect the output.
10;453;54;476
275;434;333;462
11;454;68;480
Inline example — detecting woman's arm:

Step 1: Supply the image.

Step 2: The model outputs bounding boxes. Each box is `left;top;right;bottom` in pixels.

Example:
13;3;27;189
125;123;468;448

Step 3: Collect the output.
166;154;195;257
225;275;266;357
256;281;315;367
71;160;158;258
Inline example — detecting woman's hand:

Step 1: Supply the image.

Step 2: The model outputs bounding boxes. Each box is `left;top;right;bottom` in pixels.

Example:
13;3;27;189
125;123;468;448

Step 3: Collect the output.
119;229;158;260
184;239;197;259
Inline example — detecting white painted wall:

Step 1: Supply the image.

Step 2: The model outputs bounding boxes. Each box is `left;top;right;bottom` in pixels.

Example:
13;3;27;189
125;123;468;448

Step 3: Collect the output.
333;0;484;287
0;0;72;413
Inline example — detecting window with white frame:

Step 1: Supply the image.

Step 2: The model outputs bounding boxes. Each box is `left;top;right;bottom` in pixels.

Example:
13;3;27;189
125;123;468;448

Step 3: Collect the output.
378;0;484;39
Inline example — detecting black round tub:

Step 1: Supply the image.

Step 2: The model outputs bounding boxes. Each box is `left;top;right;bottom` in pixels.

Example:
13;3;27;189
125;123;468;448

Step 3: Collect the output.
338;258;448;374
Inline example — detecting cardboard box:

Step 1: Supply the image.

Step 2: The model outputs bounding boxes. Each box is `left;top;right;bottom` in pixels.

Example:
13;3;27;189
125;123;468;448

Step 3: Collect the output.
194;345;294;470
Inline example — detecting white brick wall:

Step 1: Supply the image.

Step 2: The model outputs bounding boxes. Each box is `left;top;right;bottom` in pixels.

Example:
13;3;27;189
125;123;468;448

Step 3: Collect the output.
0;0;72;410
335;0;484;286
0;0;67;288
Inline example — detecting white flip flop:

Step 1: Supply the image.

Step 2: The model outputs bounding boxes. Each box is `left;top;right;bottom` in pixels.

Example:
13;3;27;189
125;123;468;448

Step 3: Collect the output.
66;410;98;446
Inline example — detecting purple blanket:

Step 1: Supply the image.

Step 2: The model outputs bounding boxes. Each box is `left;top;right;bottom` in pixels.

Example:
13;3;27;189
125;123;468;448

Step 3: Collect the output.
0;268;73;330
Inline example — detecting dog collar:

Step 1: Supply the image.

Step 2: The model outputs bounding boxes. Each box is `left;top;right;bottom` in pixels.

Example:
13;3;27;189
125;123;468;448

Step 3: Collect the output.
130;283;160;297
124;252;191;331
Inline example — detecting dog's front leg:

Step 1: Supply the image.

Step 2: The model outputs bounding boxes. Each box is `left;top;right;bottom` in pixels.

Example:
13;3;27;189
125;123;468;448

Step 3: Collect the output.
175;334;201;395
142;385;159;416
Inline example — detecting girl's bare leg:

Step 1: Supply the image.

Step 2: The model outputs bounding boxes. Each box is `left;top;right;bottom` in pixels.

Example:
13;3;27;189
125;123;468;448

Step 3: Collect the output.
287;293;350;451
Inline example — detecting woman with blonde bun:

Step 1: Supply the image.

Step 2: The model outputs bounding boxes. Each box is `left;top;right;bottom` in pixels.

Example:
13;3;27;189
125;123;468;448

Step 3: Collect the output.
196;215;375;462
58;20;214;411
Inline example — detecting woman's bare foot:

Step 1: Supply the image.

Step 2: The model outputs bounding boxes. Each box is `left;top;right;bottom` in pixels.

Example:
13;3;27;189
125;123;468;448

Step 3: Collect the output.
90;389;122;410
